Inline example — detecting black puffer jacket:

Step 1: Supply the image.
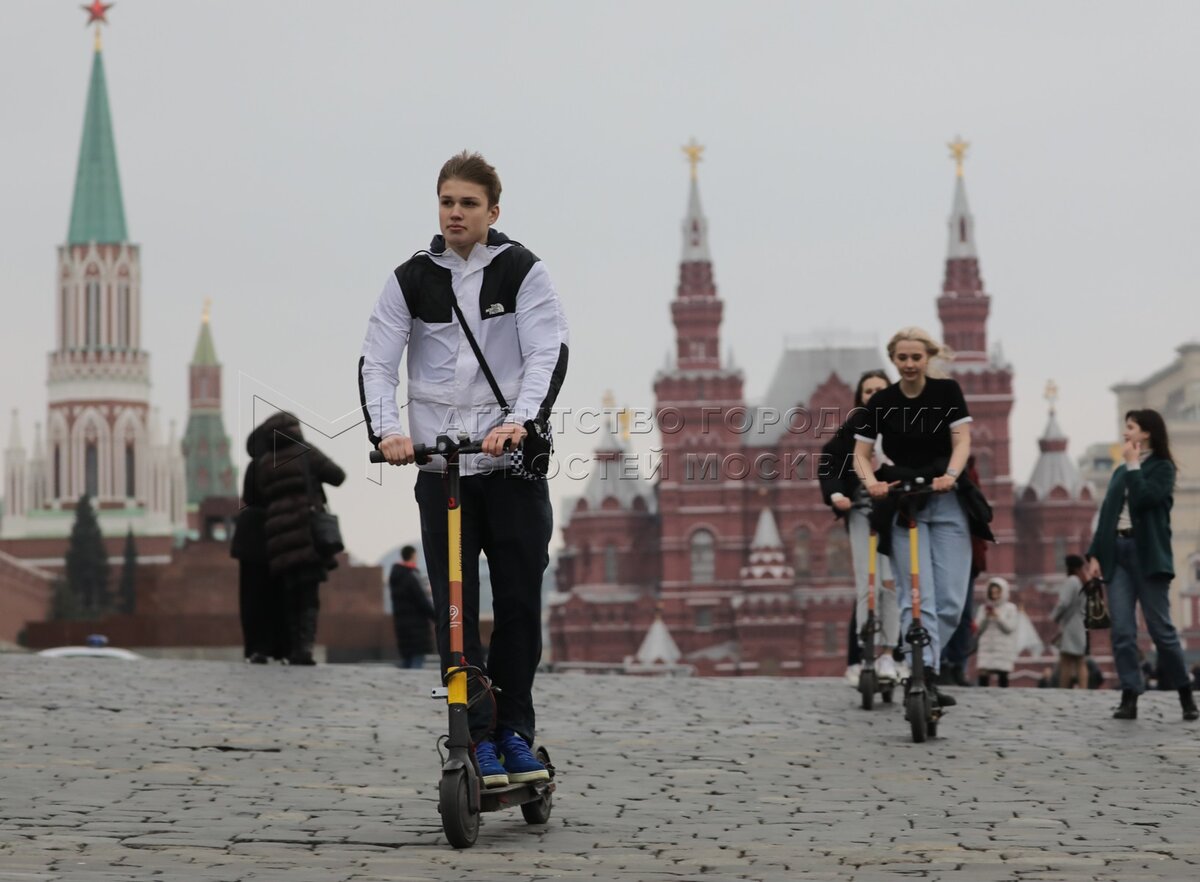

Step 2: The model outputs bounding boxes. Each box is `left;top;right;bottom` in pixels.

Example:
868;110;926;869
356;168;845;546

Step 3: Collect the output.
389;563;435;655
250;413;346;581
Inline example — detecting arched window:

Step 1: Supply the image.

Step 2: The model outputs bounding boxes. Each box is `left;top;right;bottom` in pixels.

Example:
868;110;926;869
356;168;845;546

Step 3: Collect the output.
1053;537;1068;571
85;441;99;498
86;280;101;347
826;528;852;578
690;529;716;584
603;544;619;583
61;287;69;348
125;441;136;498
793;527;811;577
119;283;131;348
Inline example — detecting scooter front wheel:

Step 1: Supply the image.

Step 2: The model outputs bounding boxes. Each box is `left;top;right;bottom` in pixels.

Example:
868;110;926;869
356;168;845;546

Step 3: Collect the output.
439;768;479;848
859;669;877;710
906;692;928;743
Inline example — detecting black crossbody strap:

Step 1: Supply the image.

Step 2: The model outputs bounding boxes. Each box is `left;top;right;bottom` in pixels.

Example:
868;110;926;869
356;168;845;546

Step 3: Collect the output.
449;296;510;415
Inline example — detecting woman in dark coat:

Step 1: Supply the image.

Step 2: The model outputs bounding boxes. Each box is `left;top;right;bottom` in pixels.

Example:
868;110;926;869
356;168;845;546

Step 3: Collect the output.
1084;408;1196;721
251;412;346;665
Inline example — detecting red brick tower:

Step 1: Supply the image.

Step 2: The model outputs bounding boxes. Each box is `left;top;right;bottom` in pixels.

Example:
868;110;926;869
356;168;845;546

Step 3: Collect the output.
937;139;1015;577
1014;383;1098;578
651;142;751;653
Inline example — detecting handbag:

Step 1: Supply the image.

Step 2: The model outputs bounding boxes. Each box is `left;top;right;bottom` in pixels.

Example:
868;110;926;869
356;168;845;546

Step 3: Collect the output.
448;295;551;480
304;457;344;558
1082;578;1111;630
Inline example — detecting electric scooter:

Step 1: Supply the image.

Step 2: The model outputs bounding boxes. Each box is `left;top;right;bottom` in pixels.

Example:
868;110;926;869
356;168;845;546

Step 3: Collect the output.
891;478;940;743
370;433;555;848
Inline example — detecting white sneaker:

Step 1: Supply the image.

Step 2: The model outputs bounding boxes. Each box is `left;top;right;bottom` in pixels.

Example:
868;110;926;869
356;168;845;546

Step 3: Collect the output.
876;654;899;682
895;659;911;681
844;663;862;686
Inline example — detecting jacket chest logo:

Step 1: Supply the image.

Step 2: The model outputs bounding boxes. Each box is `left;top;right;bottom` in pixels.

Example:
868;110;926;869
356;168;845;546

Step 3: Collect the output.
484;303;505;316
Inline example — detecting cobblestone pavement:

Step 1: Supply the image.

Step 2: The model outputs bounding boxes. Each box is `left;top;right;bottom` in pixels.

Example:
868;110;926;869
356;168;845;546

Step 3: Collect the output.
2;657;1199;881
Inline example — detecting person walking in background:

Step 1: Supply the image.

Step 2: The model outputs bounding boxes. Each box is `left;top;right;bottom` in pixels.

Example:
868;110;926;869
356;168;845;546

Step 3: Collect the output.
820;368;899;687
231;432;287;663
389;545;435;669
252;412;346;666
974;577;1018;687
1084;409;1197;721
1052;554;1088;688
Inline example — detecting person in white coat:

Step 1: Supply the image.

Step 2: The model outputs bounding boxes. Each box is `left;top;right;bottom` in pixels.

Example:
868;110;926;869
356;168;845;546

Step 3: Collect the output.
974;577;1019;687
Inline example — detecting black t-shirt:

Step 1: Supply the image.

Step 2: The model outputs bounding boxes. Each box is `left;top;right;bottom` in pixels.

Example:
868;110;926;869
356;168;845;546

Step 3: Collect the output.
854;377;971;471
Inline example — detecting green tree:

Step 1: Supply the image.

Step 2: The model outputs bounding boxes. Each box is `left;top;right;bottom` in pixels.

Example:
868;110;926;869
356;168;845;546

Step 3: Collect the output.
64;494;110;617
50;577;84;621
117;528;138;614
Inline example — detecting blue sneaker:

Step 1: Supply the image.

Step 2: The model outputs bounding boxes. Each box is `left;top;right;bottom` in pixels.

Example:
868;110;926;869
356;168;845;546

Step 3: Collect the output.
473;739;508;788
496;729;549;784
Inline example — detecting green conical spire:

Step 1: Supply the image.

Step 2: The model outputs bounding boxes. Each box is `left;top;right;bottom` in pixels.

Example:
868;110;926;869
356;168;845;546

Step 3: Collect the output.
192;301;218;365
67;47;127;245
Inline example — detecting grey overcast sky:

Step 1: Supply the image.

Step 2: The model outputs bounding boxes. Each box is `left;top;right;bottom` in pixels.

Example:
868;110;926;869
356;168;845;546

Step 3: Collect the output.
3;1;1199;564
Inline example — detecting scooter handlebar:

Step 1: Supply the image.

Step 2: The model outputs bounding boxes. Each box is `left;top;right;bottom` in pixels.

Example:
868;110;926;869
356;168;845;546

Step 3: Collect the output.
368;436;510;465
888;477;936;497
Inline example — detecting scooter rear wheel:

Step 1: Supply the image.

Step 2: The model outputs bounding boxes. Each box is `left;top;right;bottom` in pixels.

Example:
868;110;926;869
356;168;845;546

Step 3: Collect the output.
906;692;928;743
859;669;877;710
439;768;479;849
520;748;554;825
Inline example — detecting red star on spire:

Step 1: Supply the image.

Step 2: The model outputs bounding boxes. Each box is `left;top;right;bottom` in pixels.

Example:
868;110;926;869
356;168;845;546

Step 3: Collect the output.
82;1;115;26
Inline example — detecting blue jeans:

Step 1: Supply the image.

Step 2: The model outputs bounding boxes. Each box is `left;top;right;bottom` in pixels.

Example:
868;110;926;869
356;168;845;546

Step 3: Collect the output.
1109;536;1189;693
889;492;972;672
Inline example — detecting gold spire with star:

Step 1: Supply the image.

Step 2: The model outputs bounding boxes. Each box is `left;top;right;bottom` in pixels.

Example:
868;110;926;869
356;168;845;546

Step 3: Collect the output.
202;297;212;324
82;1;115;51
948;136;969;178
1044;379;1059;414
682;138;704;181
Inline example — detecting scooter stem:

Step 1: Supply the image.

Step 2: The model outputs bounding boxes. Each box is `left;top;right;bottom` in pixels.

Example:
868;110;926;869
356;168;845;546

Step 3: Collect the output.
445;455;471;752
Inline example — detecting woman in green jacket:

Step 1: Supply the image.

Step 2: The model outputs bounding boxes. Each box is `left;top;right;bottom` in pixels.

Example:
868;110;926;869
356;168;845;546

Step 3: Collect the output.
1084;409;1197;721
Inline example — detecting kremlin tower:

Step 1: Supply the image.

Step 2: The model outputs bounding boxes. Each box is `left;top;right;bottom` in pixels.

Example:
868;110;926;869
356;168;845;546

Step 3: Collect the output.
1;4;186;559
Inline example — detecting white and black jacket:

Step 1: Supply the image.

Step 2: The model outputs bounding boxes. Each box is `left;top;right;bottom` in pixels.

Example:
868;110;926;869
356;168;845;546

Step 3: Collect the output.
358;230;569;475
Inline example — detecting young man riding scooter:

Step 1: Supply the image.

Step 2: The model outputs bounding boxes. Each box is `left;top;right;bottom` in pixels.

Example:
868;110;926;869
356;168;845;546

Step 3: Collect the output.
358;151;570;787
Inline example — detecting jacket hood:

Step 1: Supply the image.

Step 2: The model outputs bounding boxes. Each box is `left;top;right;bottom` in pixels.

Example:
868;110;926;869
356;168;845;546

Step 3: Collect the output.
247;411;303;458
986;576;1011;603
427;228;517;255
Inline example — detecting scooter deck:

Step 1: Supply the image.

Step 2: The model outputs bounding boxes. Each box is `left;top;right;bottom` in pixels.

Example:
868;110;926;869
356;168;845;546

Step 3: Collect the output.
480;778;555;812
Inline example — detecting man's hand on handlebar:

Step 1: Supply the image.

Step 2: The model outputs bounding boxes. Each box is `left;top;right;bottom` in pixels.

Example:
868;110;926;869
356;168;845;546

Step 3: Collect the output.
482;423;526;457
379;434;416;465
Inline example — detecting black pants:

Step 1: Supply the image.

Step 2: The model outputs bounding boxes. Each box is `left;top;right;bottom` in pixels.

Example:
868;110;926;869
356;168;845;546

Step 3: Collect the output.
978;671;1009;687
416;470;552;742
239;562;290;660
